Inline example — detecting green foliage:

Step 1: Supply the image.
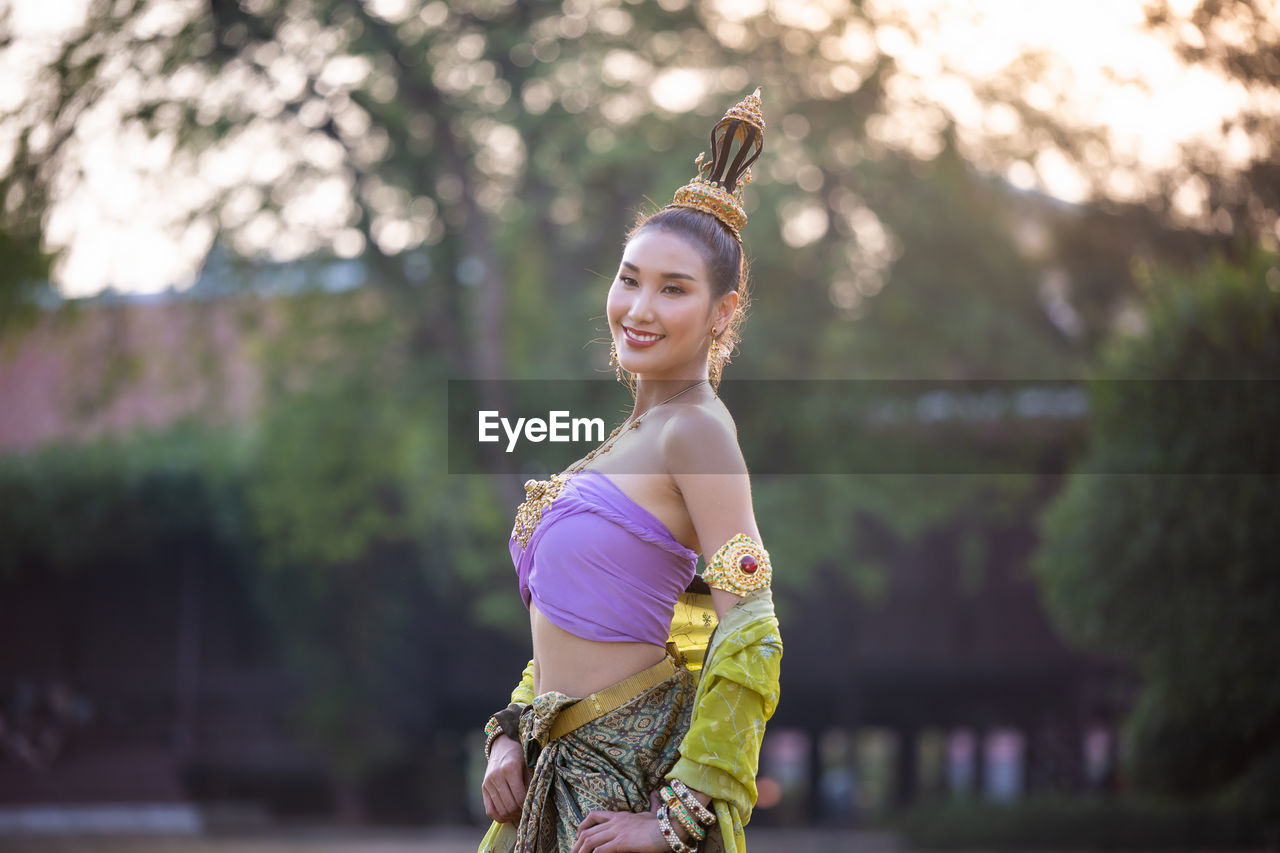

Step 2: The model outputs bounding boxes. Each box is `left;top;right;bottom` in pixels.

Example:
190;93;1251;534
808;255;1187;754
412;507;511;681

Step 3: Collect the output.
1034;250;1280;799
249;381;418;570
238;290;516;806
811;142;1078;381
249;541;434;790
1143;0;1280;249
0;228;52;333
0;406;503;816
752;473;1040;595
0;423;252;580
896;794;1265;850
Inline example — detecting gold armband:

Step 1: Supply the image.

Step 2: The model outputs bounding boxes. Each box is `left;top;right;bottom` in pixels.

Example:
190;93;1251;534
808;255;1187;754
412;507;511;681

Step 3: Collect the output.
703;533;772;595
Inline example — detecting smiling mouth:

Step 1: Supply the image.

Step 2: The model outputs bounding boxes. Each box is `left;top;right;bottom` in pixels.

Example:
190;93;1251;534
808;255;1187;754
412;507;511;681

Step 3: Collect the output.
622;326;664;343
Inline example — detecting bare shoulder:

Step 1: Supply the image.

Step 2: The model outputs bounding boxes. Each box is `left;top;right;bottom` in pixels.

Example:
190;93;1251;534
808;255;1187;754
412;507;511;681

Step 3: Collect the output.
658;398;746;477
658;398;761;614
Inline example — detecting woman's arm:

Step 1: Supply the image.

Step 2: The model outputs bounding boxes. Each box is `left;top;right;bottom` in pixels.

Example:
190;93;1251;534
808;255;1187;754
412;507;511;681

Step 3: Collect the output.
481;659;535;825
661;406;760;621
659;407;783;841
572;411;780;852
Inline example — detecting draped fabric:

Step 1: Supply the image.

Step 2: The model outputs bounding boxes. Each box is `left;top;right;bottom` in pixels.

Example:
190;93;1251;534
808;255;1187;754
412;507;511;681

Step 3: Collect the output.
477;588;782;853
665;588;783;853
476;667;724;853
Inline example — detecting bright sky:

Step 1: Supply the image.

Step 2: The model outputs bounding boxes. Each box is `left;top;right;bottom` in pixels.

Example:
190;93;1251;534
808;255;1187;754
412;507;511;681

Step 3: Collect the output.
2;0;1264;297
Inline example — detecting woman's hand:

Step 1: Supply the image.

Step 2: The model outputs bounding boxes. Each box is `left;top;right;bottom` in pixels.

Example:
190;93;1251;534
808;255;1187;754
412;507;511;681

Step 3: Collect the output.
571;808;669;853
481;735;529;824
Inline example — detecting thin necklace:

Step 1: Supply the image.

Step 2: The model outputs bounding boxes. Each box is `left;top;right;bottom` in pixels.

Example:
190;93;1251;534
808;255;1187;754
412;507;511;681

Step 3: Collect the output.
511;379;708;548
569;379;708;471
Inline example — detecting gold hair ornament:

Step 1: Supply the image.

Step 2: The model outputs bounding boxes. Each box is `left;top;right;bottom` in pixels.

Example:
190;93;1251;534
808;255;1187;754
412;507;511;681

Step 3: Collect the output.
667;87;765;238
703;532;772;595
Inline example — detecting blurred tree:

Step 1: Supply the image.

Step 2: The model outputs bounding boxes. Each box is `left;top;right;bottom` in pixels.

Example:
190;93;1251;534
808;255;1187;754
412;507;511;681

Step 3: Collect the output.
240;281;517;819
1030;0;1280;350
0;424;250;582
1034;250;1280;811
1142;0;1280;247
0;229;52;333
808;133;1074;379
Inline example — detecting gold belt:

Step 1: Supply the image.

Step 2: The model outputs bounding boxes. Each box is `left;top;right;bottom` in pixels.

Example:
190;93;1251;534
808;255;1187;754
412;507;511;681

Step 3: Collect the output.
548;655;678;741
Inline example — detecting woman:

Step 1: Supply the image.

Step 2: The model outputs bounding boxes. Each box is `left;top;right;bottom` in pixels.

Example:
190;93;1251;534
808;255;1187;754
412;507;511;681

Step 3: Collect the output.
479;89;782;853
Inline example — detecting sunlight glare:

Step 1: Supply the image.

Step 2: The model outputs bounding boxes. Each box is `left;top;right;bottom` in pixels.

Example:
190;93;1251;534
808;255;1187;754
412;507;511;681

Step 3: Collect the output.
5;0;1270;296
649;69;708;113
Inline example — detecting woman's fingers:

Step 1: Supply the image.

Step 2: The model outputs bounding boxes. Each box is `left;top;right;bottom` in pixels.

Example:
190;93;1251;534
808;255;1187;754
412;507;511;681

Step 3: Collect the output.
572;811;667;853
498;761;527;820
571;811;611;853
482;787;496;822
497;775;524;822
482;740;530;824
482;773;520;823
501;759;528;800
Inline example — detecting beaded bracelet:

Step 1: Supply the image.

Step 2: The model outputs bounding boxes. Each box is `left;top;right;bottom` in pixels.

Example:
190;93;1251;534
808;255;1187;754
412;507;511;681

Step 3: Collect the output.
670;778;717;826
665;783;706;835
660;786;706;840
483;703;526;761
657;804;696;853
483;718;503;760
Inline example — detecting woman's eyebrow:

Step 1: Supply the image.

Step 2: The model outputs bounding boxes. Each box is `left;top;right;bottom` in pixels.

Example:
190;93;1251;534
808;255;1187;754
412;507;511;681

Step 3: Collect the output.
621;260;697;281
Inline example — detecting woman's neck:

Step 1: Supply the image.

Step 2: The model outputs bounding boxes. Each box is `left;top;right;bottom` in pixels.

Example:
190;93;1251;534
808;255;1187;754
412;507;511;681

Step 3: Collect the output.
630;374;713;420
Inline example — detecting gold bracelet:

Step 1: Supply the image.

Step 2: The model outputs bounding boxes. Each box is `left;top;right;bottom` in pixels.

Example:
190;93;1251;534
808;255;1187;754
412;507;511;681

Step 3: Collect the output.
483;718;503;760
670;778;717;825
702;533;771;595
661;786;706;840
657;804;696;853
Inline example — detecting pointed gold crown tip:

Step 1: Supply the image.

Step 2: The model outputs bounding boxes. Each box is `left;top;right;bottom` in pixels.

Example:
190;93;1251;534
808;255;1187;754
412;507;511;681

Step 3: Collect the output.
666;88;767;238
724;87;765;132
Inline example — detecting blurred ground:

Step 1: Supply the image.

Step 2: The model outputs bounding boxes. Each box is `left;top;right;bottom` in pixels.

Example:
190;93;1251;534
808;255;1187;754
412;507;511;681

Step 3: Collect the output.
0;827;906;853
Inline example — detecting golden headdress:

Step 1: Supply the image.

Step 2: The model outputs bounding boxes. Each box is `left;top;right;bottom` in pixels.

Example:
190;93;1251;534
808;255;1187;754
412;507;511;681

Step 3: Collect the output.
667;87;765;238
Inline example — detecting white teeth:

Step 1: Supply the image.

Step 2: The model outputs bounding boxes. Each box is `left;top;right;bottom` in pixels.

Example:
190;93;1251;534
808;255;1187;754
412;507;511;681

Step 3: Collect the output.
627;327;662;341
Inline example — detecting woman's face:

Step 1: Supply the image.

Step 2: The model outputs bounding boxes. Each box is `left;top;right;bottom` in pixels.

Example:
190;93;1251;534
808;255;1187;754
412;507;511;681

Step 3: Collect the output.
607;228;722;382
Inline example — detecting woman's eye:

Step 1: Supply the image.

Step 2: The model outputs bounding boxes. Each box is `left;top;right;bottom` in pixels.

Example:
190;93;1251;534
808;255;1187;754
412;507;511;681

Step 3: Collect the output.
620;275;638;286
663;283;684;294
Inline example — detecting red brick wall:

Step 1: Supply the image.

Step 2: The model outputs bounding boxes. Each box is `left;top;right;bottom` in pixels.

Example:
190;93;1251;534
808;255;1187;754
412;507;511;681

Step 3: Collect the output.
0;299;264;452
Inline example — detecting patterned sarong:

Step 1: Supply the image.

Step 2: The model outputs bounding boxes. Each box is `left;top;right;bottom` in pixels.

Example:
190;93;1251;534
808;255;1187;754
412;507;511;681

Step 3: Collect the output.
479;663;724;853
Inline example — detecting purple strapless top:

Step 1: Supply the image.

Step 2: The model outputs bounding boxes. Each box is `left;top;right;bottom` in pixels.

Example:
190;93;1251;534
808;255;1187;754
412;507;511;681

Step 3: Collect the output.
509;469;698;645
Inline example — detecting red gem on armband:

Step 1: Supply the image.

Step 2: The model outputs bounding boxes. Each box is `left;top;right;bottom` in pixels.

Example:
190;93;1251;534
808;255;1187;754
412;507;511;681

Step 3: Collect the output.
740;555;758;574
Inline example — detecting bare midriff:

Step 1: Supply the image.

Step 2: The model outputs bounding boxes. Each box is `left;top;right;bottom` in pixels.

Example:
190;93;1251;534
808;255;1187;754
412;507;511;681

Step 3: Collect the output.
530;601;668;698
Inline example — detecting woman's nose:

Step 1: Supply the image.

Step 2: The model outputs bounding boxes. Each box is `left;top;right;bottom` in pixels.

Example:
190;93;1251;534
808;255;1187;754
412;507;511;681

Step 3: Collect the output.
627;287;656;322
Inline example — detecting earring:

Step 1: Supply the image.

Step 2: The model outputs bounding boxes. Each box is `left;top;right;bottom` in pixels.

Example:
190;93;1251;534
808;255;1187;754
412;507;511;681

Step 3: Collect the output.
708;328;724;390
610;339;633;396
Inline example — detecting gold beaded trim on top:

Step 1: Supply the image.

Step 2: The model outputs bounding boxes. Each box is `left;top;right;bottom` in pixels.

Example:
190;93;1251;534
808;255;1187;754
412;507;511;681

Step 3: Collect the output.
668;87;766;238
703;532;772;595
510;381;709;550
511;472;574;550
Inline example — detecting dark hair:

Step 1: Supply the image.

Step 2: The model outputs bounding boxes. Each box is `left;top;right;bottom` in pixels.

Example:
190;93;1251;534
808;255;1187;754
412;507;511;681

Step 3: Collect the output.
625;206;752;385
